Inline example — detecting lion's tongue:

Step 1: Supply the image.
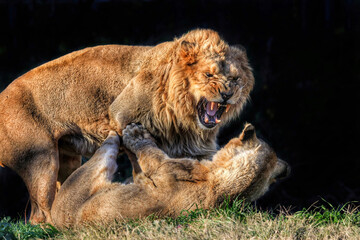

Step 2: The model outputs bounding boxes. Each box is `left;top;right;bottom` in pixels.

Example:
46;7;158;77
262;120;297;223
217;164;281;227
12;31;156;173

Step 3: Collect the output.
206;101;218;116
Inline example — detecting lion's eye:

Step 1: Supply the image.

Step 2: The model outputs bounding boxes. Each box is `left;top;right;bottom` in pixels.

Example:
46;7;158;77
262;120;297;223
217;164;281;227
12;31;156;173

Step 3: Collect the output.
205;73;213;78
229;76;239;81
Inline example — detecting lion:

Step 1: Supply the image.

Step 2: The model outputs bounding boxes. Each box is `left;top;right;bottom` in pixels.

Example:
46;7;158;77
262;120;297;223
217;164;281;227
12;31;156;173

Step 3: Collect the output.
0;29;254;223
51;123;290;227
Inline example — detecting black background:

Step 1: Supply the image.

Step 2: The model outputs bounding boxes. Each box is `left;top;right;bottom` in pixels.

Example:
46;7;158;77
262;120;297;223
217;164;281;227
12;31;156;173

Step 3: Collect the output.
0;0;360;218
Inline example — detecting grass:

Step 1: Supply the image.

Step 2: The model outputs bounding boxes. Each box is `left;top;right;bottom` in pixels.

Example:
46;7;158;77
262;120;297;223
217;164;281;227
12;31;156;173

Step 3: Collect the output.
0;217;58;240
1;200;360;240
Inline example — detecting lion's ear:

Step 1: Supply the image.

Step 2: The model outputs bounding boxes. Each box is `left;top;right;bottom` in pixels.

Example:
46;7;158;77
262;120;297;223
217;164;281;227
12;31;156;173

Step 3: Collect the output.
179;40;198;65
230;45;248;61
232;44;246;53
239;123;256;142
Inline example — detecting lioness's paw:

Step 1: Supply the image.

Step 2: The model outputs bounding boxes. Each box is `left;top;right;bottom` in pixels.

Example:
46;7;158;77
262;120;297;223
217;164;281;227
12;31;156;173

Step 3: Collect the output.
122;123;156;152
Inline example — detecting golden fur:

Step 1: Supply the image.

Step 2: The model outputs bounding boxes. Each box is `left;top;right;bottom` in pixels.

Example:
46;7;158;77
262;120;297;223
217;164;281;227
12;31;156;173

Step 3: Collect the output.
51;123;289;227
0;29;254;223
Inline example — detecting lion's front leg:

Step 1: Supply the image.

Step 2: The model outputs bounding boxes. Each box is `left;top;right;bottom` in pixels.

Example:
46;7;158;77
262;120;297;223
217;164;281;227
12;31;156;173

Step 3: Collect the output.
109;73;152;135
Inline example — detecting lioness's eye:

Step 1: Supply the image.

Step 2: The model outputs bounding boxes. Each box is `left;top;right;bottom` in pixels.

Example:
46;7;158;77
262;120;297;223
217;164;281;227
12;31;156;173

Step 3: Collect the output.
205;73;213;78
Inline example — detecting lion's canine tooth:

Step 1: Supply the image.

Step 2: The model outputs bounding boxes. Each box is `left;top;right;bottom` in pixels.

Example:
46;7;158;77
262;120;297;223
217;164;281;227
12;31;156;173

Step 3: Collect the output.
225;104;230;113
204;114;209;123
215;117;221;124
210;102;215;111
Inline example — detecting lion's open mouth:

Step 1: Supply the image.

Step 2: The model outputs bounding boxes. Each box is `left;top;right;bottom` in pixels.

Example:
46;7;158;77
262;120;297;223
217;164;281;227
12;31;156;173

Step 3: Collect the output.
197;97;230;129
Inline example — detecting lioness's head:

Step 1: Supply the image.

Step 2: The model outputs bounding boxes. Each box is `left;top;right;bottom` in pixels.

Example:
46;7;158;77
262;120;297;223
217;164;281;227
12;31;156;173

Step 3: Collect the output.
236;124;290;201
212;123;290;202
170;29;254;130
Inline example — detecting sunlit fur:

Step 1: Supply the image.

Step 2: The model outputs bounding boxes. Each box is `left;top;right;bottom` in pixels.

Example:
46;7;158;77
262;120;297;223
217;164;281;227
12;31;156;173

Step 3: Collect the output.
0;29;253;223
111;29;255;159
51;124;289;227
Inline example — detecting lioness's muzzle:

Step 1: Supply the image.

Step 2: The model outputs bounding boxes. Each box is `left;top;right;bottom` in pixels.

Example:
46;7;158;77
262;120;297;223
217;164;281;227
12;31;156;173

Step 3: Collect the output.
275;159;291;180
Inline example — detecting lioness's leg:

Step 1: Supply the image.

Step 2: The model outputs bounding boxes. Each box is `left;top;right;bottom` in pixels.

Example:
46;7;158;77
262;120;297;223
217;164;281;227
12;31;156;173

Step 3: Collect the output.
51;131;120;227
123;148;141;178
123;123;209;184
82;131;120;195
122;123;166;175
71;131;161;225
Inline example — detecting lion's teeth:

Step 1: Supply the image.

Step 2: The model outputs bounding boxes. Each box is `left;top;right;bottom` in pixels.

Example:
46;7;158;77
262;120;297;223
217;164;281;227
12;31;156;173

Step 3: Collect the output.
215;117;221;124
204;114;209;123
225;104;231;113
210;102;215;111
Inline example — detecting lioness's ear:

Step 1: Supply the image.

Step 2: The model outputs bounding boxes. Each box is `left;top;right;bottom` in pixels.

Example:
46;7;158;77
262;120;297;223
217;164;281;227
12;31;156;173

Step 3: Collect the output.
239;123;256;141
179;40;197;65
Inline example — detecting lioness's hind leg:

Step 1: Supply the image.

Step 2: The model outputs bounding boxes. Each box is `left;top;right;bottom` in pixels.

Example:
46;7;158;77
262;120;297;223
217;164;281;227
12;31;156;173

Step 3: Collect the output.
87;131;121;190
51;131;120;226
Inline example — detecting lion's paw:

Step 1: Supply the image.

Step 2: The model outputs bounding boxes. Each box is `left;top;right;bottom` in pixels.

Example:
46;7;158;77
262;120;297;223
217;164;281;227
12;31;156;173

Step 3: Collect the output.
122;123;156;153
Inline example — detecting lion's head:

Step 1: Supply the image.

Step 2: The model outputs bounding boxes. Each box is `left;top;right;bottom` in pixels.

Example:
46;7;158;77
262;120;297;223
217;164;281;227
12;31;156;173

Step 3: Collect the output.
168;29;254;131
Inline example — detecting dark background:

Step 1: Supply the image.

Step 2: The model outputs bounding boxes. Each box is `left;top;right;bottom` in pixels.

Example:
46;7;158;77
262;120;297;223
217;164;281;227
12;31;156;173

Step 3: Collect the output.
0;0;359;218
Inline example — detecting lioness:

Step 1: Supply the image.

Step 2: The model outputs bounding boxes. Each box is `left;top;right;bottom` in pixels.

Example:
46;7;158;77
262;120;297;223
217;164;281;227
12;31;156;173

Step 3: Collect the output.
51;123;289;227
0;29;254;223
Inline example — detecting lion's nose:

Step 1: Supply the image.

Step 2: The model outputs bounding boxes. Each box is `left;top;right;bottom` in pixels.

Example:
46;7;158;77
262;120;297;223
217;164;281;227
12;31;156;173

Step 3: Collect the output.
220;92;233;102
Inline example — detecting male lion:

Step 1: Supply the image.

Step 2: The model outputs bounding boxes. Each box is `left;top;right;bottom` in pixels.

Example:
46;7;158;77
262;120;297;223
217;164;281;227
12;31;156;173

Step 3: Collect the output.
0;29;254;223
51;123;289;227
